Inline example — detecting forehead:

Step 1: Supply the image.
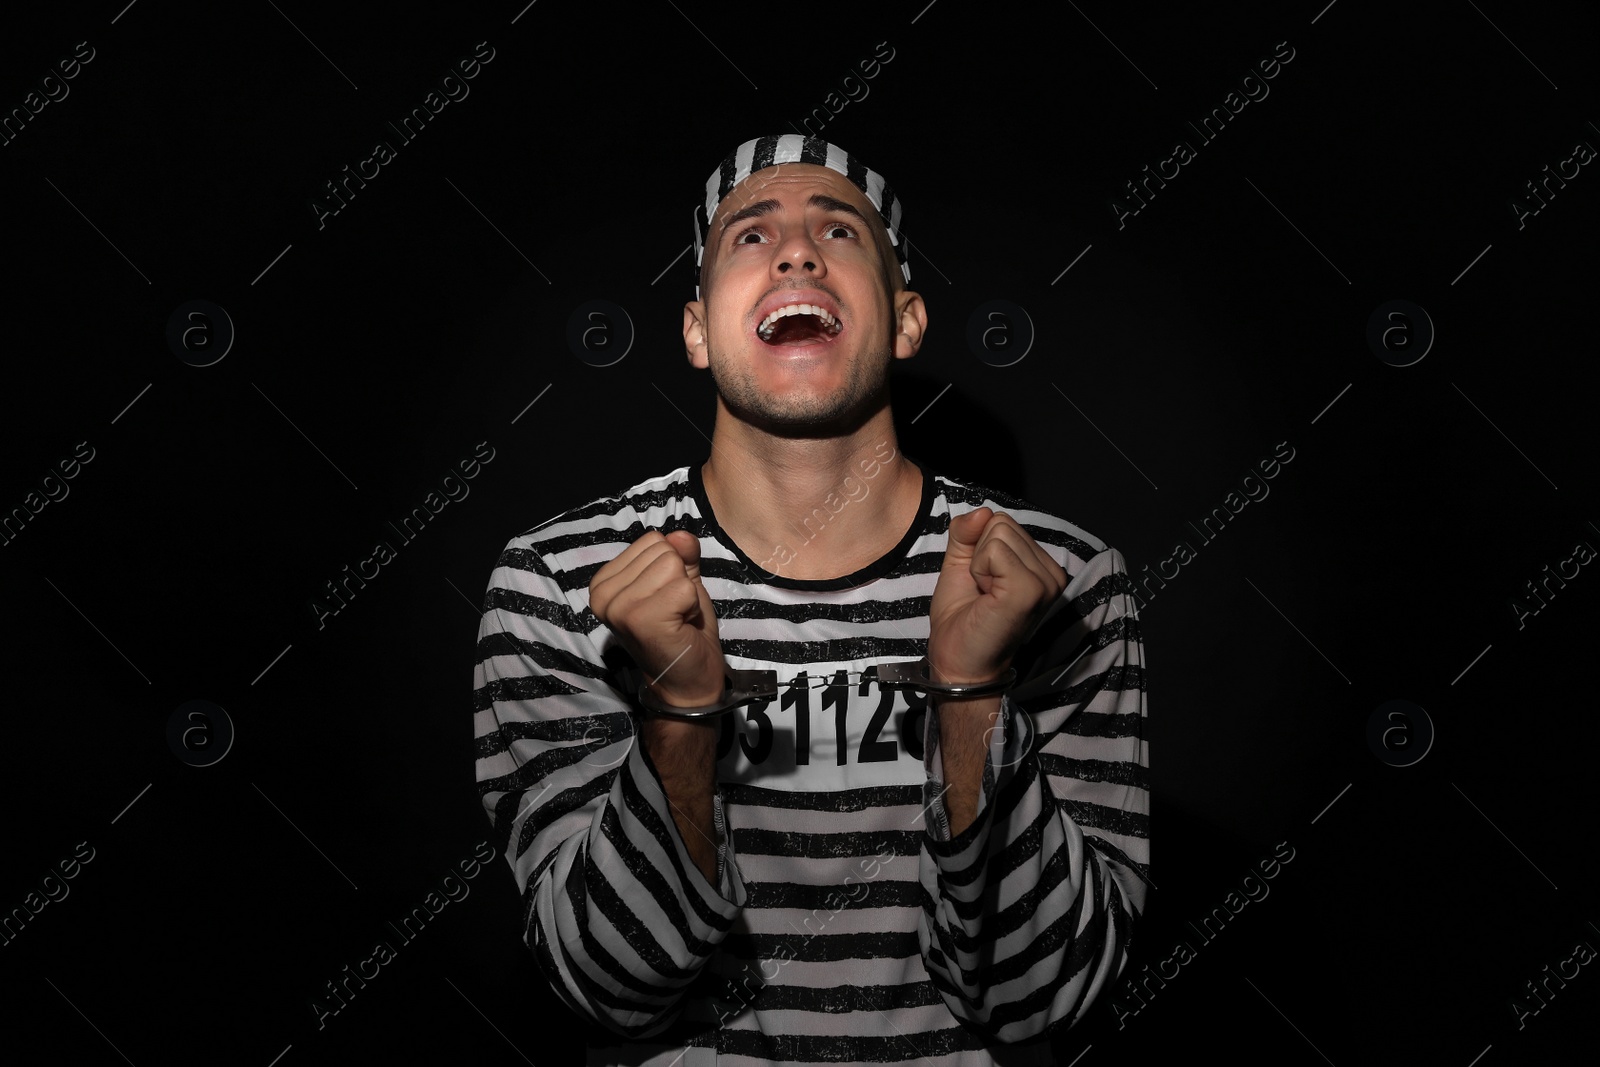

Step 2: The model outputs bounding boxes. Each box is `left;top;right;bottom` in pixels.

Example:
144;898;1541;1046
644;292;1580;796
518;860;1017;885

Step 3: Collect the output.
710;163;880;230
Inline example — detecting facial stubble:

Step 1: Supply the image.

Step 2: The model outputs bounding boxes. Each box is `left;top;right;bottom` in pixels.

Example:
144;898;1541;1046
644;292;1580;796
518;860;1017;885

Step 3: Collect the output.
703;316;895;437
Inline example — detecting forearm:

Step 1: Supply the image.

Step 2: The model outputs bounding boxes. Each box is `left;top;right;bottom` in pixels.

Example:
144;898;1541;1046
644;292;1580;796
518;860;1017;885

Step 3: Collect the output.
522;735;746;1037
931;692;1003;838
639;715;721;884
920;746;1140;1042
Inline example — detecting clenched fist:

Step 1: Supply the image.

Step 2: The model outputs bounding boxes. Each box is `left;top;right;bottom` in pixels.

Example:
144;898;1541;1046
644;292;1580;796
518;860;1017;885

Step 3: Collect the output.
928;508;1068;687
588;528;729;710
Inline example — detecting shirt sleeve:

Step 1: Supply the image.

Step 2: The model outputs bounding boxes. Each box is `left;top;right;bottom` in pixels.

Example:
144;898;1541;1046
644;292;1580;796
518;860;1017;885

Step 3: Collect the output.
915;544;1150;1041
472;536;748;1038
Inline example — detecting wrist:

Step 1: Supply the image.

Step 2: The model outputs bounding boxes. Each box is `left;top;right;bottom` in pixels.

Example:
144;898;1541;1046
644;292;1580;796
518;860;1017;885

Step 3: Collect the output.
927;653;1012;684
883;656;1016;699
637;667;777;720
646;671;730;710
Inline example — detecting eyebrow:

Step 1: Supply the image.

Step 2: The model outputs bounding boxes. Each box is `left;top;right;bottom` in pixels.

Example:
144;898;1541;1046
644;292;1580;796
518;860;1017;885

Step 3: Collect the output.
719;193;872;234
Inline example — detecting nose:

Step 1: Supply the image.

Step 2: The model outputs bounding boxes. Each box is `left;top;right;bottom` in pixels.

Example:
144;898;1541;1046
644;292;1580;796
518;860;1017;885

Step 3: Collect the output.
772;227;823;279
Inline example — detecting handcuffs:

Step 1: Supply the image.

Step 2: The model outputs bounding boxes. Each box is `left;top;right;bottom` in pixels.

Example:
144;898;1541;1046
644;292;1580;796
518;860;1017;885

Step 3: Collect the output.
635;657;1018;720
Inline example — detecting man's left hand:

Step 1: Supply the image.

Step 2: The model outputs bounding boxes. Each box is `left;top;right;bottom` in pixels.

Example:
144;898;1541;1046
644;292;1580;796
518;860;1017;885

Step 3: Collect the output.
927;508;1068;687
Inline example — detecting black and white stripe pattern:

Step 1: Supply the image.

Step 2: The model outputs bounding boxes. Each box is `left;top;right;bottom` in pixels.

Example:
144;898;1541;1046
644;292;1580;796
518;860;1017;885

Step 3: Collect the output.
693;134;910;295
474;459;1150;1065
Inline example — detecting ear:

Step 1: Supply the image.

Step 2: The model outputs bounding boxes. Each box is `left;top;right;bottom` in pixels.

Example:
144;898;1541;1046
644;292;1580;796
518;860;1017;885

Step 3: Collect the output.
892;290;927;360
683;300;709;368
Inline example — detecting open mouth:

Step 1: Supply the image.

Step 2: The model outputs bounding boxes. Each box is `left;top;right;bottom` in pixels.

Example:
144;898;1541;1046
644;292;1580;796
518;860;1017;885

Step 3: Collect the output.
756;304;843;347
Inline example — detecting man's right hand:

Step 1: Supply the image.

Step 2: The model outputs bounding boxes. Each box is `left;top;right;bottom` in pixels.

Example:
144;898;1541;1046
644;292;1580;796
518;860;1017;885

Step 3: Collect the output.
588;528;728;709
588;528;727;883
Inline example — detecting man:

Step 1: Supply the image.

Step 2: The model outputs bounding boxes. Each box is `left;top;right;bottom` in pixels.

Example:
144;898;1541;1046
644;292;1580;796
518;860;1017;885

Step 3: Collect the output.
474;135;1149;1065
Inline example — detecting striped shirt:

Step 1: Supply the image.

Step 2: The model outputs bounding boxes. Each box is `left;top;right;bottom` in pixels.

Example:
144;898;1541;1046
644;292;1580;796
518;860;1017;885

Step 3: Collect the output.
473;455;1150;1066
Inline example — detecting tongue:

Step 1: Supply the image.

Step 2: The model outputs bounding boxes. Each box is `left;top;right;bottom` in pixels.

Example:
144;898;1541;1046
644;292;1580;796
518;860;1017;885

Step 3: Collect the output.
766;315;834;346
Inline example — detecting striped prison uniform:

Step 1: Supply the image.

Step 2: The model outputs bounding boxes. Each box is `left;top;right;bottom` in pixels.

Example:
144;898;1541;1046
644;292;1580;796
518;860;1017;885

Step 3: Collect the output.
473;456;1150;1066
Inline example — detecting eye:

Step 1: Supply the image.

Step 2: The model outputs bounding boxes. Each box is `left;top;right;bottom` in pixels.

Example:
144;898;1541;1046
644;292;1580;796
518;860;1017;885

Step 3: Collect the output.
821;222;857;240
731;226;769;246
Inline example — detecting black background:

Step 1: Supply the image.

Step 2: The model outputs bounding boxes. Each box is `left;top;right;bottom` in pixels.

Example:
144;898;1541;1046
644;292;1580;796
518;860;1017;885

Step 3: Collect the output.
2;1;1596;1063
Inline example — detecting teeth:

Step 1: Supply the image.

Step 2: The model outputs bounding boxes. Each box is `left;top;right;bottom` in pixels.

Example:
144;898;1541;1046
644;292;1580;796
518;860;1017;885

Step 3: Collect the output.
757;304;841;341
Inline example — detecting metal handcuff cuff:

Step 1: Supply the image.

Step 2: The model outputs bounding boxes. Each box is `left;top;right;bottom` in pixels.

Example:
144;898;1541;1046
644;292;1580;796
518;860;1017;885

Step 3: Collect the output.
635;658;1018;720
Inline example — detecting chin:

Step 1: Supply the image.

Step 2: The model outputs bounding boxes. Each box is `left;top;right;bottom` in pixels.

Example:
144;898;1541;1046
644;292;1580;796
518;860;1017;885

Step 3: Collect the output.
708;336;893;423
713;371;891;439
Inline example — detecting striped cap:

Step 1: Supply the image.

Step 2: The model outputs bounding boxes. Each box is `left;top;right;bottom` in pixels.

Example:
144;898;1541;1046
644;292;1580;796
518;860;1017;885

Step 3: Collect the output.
693;134;908;297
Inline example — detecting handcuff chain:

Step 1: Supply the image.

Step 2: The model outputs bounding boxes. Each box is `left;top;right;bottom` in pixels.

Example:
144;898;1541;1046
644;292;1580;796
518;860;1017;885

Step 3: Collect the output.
635;657;1017;719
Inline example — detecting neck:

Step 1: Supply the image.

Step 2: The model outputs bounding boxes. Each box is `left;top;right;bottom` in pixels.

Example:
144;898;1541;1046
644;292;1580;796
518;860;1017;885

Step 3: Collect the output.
701;403;920;581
